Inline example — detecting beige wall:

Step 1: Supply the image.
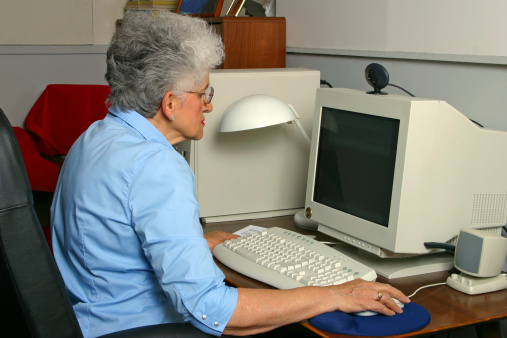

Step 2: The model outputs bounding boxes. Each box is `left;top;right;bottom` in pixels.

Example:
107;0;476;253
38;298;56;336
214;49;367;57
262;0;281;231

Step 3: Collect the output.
0;0;126;45
93;0;128;44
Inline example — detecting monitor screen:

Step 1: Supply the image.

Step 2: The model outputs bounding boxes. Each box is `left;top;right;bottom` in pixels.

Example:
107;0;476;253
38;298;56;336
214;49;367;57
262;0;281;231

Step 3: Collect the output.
314;107;399;227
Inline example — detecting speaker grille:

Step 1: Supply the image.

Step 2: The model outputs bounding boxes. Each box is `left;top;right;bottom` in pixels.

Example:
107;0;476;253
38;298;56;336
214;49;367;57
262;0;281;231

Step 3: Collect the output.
471;194;507;224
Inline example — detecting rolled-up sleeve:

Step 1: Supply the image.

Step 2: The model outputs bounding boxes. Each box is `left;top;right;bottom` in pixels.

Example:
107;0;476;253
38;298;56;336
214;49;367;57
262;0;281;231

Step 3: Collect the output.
128;147;238;335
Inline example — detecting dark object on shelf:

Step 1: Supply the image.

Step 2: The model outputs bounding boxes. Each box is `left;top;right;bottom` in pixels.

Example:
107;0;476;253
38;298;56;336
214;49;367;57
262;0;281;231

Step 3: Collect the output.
243;0;266;17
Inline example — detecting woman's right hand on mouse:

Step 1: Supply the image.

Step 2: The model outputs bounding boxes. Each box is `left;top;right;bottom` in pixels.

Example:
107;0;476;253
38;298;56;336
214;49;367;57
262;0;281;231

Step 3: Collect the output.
327;279;410;316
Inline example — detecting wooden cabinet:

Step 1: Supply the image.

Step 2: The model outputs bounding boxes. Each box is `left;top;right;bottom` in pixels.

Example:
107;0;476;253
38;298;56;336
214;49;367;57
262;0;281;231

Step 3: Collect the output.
205;17;286;69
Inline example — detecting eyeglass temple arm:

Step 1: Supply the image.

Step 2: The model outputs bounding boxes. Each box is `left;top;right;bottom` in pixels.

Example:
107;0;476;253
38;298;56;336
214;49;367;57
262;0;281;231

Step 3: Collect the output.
288;104;311;146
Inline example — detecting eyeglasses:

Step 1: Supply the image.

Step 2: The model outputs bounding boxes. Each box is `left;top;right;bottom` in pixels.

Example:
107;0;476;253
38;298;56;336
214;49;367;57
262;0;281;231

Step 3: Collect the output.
184;86;214;104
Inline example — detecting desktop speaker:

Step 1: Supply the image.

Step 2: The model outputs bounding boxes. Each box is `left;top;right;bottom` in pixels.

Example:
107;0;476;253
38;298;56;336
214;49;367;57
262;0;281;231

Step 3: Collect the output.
454;228;507;277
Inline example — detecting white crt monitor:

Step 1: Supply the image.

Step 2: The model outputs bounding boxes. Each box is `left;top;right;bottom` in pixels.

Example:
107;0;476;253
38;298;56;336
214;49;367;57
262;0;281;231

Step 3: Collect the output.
304;88;507;276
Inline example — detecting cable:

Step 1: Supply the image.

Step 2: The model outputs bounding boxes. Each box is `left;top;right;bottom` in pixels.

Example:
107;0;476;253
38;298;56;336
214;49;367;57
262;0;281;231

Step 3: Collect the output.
470;119;484;128
407;282;447;298
424;242;455;253
387;83;415;97
320;80;333;88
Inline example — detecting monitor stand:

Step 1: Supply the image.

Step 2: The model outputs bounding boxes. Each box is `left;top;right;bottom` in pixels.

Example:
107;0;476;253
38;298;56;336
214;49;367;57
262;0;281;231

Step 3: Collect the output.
331;243;454;279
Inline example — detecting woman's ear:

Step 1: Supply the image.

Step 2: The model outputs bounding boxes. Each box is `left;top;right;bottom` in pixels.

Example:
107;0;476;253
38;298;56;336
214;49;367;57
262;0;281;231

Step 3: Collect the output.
160;90;177;120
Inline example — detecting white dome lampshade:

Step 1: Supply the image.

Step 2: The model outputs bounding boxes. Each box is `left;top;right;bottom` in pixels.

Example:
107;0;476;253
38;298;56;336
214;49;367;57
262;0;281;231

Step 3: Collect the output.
219;94;311;145
219;94;297;132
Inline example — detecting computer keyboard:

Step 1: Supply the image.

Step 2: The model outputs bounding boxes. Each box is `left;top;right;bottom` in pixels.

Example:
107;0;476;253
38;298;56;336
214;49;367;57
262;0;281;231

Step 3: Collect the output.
213;227;377;290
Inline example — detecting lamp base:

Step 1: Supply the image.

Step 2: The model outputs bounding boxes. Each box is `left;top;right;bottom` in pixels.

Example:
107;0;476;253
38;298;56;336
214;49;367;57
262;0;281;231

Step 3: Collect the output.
294;209;319;230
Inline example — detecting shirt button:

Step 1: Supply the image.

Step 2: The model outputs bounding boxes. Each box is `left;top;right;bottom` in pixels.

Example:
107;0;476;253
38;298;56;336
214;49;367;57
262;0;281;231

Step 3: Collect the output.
214;322;219;327
202;315;207;320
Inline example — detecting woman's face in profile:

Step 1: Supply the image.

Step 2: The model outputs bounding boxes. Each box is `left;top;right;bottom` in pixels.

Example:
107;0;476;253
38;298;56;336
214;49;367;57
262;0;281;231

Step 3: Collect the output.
172;75;213;141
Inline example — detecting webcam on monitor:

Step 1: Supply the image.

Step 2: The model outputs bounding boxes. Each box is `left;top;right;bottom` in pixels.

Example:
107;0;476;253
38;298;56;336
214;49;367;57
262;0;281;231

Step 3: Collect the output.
365;63;389;95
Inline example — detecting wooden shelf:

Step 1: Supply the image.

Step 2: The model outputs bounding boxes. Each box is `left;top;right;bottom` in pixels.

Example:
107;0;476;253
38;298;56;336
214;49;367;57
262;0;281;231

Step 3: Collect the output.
206;17;286;69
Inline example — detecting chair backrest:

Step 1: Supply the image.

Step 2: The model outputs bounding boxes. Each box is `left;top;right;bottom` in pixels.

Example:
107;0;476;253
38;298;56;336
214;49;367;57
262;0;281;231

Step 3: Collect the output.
0;108;82;337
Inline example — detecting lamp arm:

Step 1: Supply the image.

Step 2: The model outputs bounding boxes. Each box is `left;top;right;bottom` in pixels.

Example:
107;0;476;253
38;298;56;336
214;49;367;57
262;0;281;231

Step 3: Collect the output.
288;104;311;146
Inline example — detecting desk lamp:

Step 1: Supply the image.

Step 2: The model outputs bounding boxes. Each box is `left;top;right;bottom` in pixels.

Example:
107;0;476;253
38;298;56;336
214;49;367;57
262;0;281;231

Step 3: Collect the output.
218;94;318;230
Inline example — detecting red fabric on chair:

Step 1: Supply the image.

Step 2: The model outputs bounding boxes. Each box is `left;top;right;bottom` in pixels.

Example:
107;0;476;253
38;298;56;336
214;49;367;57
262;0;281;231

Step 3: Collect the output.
12;127;59;192
25;84;111;156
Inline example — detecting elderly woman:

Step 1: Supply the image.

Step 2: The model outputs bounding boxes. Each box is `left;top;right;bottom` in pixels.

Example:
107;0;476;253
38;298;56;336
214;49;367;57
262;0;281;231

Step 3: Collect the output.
51;10;409;338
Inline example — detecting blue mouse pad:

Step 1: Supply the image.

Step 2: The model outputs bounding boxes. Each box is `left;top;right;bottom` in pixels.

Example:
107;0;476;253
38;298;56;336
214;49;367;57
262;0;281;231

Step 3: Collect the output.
309;302;431;336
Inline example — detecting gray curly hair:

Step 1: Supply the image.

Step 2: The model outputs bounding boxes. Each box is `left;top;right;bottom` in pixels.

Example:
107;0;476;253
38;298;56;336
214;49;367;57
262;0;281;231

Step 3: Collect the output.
105;11;224;117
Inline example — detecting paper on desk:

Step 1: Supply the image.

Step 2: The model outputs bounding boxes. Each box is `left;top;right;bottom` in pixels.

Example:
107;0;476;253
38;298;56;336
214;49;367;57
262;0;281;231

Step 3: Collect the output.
234;225;267;237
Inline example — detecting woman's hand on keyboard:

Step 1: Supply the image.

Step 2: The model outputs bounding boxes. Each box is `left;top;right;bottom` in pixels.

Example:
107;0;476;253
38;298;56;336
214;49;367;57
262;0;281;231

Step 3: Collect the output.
329;279;410;316
204;231;239;251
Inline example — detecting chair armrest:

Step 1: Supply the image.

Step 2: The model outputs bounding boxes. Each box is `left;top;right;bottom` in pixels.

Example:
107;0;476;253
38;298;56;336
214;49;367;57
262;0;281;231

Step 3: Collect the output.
98;323;213;338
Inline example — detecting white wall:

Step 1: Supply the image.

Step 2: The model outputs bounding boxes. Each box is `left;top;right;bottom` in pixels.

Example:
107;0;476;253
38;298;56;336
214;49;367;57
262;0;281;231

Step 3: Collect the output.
278;0;507;64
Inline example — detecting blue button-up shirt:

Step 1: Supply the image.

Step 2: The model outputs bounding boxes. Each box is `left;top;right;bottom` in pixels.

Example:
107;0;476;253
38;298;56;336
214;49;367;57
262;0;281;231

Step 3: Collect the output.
51;106;238;337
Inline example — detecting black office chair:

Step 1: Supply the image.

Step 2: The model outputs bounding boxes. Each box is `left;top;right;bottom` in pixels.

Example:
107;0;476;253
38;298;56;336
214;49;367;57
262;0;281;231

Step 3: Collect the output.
0;108;212;338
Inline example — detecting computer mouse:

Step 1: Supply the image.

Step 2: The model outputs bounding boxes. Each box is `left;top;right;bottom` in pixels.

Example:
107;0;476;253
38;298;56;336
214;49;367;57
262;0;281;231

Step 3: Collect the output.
353;298;405;316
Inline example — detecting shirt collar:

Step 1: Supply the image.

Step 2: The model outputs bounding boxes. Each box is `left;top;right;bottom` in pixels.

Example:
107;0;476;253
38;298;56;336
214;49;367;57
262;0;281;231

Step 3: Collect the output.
107;105;169;146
